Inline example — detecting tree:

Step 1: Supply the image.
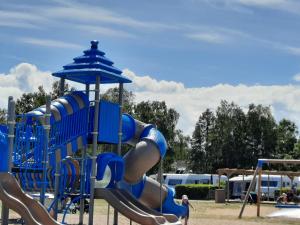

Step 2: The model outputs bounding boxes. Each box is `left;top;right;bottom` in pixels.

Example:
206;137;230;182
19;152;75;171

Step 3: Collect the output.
101;87;135;114
213;101;248;169
15;81;75;114
188;109;216;173
246;104;277;166
16;86;47;114
0;109;6;124
276;119;298;159
173;129;190;161
51;81;76;100
133;101;180;173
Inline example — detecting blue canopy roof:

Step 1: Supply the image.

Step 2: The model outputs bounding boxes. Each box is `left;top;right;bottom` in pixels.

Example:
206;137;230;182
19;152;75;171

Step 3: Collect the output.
52;40;132;84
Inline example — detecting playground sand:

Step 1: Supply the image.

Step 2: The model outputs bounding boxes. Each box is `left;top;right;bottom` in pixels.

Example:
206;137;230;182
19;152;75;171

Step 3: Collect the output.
1;200;299;225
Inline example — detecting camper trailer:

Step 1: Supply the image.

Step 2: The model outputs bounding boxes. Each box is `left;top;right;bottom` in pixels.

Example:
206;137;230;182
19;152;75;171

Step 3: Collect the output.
229;175;300;200
160;173;227;188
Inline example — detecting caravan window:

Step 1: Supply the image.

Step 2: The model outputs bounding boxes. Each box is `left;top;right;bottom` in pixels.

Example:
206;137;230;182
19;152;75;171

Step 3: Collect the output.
186;179;195;184
261;181;277;187
199;179;210;184
168;179;182;186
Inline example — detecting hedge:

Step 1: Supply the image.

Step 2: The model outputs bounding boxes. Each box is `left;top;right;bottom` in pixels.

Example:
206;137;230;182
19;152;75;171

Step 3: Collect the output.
175;184;220;200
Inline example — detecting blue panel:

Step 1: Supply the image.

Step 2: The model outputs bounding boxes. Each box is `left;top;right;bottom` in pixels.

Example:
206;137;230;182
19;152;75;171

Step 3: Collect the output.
89;100;120;144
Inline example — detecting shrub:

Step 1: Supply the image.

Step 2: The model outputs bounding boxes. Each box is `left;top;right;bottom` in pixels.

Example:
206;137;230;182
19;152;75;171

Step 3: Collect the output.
175;184;220;200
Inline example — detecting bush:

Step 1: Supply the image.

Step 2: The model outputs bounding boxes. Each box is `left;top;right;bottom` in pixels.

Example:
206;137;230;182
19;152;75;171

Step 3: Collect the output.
175;184;220;200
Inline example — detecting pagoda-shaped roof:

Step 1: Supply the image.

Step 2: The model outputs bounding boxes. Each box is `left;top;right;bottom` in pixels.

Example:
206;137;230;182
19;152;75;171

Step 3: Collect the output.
52;40;132;84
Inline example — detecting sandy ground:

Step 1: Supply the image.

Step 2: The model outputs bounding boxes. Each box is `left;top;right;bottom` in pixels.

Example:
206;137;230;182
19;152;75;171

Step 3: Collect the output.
1;200;299;225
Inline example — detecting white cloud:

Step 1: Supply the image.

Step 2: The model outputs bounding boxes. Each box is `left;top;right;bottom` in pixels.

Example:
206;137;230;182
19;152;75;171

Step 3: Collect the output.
0;63;87;109
237;0;287;7
123;69;300;135
2;64;300;137
41;2;176;30
284;46;300;56
221;0;300;14
18;38;83;49
0;63;55;108
293;73;300;81
1;2;175;32
185;32;227;44
76;25;136;39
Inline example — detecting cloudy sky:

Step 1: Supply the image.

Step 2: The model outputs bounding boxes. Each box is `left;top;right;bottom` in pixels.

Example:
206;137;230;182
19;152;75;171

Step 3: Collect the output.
1;0;300;135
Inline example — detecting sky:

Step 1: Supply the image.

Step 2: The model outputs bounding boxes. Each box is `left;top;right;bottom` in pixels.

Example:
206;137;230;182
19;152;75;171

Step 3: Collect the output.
1;0;300;135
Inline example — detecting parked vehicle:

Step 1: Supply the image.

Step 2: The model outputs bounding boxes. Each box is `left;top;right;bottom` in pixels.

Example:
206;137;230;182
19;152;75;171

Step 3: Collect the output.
229;175;300;200
150;173;227;188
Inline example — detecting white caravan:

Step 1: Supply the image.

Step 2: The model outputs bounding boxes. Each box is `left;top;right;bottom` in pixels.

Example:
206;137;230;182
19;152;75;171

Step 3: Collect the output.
229;175;300;199
159;173;227;188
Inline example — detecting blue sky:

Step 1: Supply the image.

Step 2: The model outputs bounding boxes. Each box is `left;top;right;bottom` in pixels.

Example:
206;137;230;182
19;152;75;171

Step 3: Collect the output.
1;0;300;86
2;0;300;134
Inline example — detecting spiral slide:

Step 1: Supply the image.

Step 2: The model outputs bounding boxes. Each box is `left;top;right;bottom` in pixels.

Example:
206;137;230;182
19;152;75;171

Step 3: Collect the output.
94;114;186;225
121;114;186;217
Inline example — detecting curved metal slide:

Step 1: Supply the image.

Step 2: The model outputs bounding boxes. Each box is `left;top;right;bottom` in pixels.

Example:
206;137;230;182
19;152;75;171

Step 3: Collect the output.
0;172;61;225
94;188;181;225
91;114;184;225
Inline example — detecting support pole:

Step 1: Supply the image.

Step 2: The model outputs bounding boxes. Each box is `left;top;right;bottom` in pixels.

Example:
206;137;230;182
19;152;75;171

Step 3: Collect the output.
159;157;163;213
257;168;262;217
79;84;90;225
267;173;270;201
117;83;123;156
280;175;283;195
1;97;15;225
226;176;230;203
59;78;65;97
53;160;61;220
113;83;124;225
238;166;259;219
7;99;15;172
88;77;101;225
107;204;110;225
40;95;51;205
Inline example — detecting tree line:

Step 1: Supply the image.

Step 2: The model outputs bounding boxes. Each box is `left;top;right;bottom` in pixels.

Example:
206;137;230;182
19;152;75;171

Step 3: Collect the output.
189;101;300;173
1;83;299;174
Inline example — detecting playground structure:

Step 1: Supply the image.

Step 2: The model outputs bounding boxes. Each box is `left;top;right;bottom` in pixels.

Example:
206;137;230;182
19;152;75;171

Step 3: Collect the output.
239;159;300;219
0;41;186;225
